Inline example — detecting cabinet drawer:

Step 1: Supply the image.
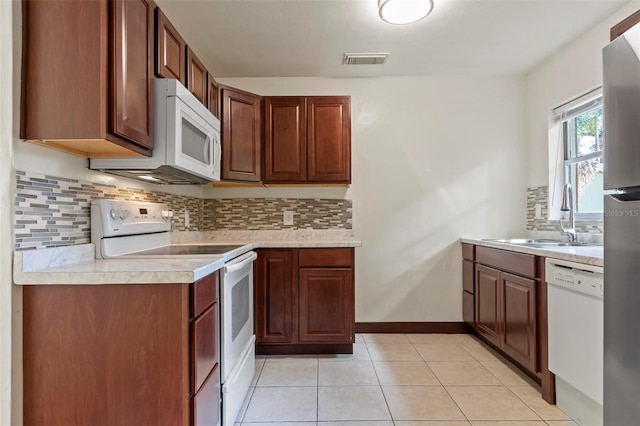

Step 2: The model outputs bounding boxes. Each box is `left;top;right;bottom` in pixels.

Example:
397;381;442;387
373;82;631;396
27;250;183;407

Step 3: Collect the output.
192;364;220;426
476;246;536;279
463;260;475;293
462;243;475;261
191;271;219;319
299;248;353;268
191;303;218;393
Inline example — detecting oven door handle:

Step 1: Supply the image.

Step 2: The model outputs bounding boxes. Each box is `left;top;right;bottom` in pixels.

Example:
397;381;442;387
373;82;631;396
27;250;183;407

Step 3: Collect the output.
225;251;257;274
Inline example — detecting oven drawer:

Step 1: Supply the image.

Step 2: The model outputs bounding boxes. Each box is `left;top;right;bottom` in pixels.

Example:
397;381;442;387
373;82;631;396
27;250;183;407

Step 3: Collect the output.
299;248;353;268
191;271;219;319
191;303;218;393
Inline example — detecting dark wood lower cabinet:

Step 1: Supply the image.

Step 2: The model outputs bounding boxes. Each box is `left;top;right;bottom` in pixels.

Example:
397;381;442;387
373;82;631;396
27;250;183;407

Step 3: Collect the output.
254;249;296;344
501;272;537;372
255;248;355;354
298;268;354;343
23;271;220;426
475;264;501;346
462;243;552;403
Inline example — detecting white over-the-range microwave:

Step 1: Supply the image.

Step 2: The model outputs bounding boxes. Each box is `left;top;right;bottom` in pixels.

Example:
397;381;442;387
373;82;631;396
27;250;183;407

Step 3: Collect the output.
90;78;221;185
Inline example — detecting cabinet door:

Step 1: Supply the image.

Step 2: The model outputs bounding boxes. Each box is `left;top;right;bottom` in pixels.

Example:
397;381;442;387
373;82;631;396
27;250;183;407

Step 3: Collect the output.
264;97;307;182
186;47;208;105
191;303;218;393
254;250;296;344
501;272;537;371
208;75;219;117
111;0;154;149
220;87;262;181
155;7;186;83
475;264;501;346
192;364;220;426
298;268;354;343
307;97;351;183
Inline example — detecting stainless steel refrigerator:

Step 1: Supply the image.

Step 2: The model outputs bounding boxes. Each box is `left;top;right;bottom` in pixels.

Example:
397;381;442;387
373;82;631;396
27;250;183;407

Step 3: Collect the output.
603;21;640;426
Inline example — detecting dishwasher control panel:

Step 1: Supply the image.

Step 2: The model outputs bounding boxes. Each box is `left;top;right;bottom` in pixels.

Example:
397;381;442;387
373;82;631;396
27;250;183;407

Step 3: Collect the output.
546;259;604;298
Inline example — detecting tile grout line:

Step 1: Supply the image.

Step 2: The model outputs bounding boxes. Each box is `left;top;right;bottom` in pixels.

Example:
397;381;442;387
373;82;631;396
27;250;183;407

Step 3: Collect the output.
413;339;472;424
364;338;395;423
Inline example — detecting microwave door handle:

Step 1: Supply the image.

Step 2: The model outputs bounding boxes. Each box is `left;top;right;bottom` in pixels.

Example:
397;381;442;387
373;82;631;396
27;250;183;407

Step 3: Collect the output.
203;136;211;165
213;135;221;171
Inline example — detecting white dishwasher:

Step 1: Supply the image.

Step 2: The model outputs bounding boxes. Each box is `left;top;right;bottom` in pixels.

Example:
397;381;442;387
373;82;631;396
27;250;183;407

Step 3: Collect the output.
547;258;604;426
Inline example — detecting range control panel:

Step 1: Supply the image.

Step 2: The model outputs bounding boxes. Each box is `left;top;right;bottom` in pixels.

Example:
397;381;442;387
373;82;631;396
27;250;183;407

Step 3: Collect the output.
546;259;604;298
91;199;172;238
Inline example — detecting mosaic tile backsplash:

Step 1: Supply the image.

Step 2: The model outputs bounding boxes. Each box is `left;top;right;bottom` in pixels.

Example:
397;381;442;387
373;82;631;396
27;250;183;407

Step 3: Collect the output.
203;198;352;230
527;185;603;234
14;170;353;250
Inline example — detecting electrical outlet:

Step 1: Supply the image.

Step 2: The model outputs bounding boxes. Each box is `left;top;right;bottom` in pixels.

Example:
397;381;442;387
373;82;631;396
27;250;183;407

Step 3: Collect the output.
184;209;190;228
535;203;543;219
283;210;294;226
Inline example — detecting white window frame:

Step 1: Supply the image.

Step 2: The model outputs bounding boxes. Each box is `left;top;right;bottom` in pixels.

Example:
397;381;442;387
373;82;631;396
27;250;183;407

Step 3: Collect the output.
548;87;604;222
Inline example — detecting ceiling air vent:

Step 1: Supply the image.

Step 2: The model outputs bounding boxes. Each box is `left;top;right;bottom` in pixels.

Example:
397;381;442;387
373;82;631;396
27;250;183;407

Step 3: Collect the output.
343;53;389;65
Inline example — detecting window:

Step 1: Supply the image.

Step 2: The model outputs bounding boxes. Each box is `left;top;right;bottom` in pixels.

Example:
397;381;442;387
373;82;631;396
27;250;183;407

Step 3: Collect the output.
553;88;604;218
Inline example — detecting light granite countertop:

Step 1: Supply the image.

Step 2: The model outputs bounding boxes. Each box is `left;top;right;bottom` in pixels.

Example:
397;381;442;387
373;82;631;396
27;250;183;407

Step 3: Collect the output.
14;230;362;285
460;238;603;267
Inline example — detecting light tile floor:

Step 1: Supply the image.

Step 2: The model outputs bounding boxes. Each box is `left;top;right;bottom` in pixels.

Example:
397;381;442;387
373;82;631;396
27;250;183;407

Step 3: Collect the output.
235;333;576;426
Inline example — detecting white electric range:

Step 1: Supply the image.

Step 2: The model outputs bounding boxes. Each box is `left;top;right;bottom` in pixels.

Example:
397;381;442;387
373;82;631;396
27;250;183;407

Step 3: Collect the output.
91;198;255;426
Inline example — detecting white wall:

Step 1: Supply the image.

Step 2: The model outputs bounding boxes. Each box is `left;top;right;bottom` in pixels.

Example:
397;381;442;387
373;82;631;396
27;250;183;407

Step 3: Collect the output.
525;1;640;188
213;77;527;322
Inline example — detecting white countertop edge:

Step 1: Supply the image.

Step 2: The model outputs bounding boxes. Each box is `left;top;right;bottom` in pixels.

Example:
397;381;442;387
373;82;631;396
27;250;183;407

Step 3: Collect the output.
13;240;360;285
460;238;603;267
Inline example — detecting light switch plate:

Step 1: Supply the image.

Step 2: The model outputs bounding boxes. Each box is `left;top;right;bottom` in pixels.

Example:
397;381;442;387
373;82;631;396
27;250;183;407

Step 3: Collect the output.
283;210;294;226
535;203;542;219
185;209;190;228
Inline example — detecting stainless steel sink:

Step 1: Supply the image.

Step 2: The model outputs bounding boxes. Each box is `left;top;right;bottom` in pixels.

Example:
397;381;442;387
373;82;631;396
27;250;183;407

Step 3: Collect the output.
483;238;592;247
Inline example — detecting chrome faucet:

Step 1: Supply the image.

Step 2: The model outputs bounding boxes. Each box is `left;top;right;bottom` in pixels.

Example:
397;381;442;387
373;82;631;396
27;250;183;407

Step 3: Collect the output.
560;183;577;243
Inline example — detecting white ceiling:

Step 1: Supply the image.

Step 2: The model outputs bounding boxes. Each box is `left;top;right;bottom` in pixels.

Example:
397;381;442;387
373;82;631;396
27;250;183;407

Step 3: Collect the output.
156;0;628;78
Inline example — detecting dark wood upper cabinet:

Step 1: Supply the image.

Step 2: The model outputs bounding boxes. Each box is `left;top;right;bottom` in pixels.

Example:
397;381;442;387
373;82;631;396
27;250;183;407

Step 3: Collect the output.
208;75;219;118
263;96;351;184
186;47;208;106
264;97;307;182
611;9;640;41
307;97;351;183
220;86;262;182
111;0;154;150
155;7;186;84
22;0;154;157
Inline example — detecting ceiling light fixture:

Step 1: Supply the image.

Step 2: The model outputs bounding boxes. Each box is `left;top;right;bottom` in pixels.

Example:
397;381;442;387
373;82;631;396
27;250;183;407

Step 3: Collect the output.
378;0;434;25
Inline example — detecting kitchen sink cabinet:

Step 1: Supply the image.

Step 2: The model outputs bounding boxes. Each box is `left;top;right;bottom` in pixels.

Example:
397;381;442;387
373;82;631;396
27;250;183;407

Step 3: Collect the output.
220;86;263;182
22;0;155;157
264;96;351;184
475;264;501;346
23;271;221;426
461;243;554;403
254;248;355;354
155;7;186;84
501;272;537;372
